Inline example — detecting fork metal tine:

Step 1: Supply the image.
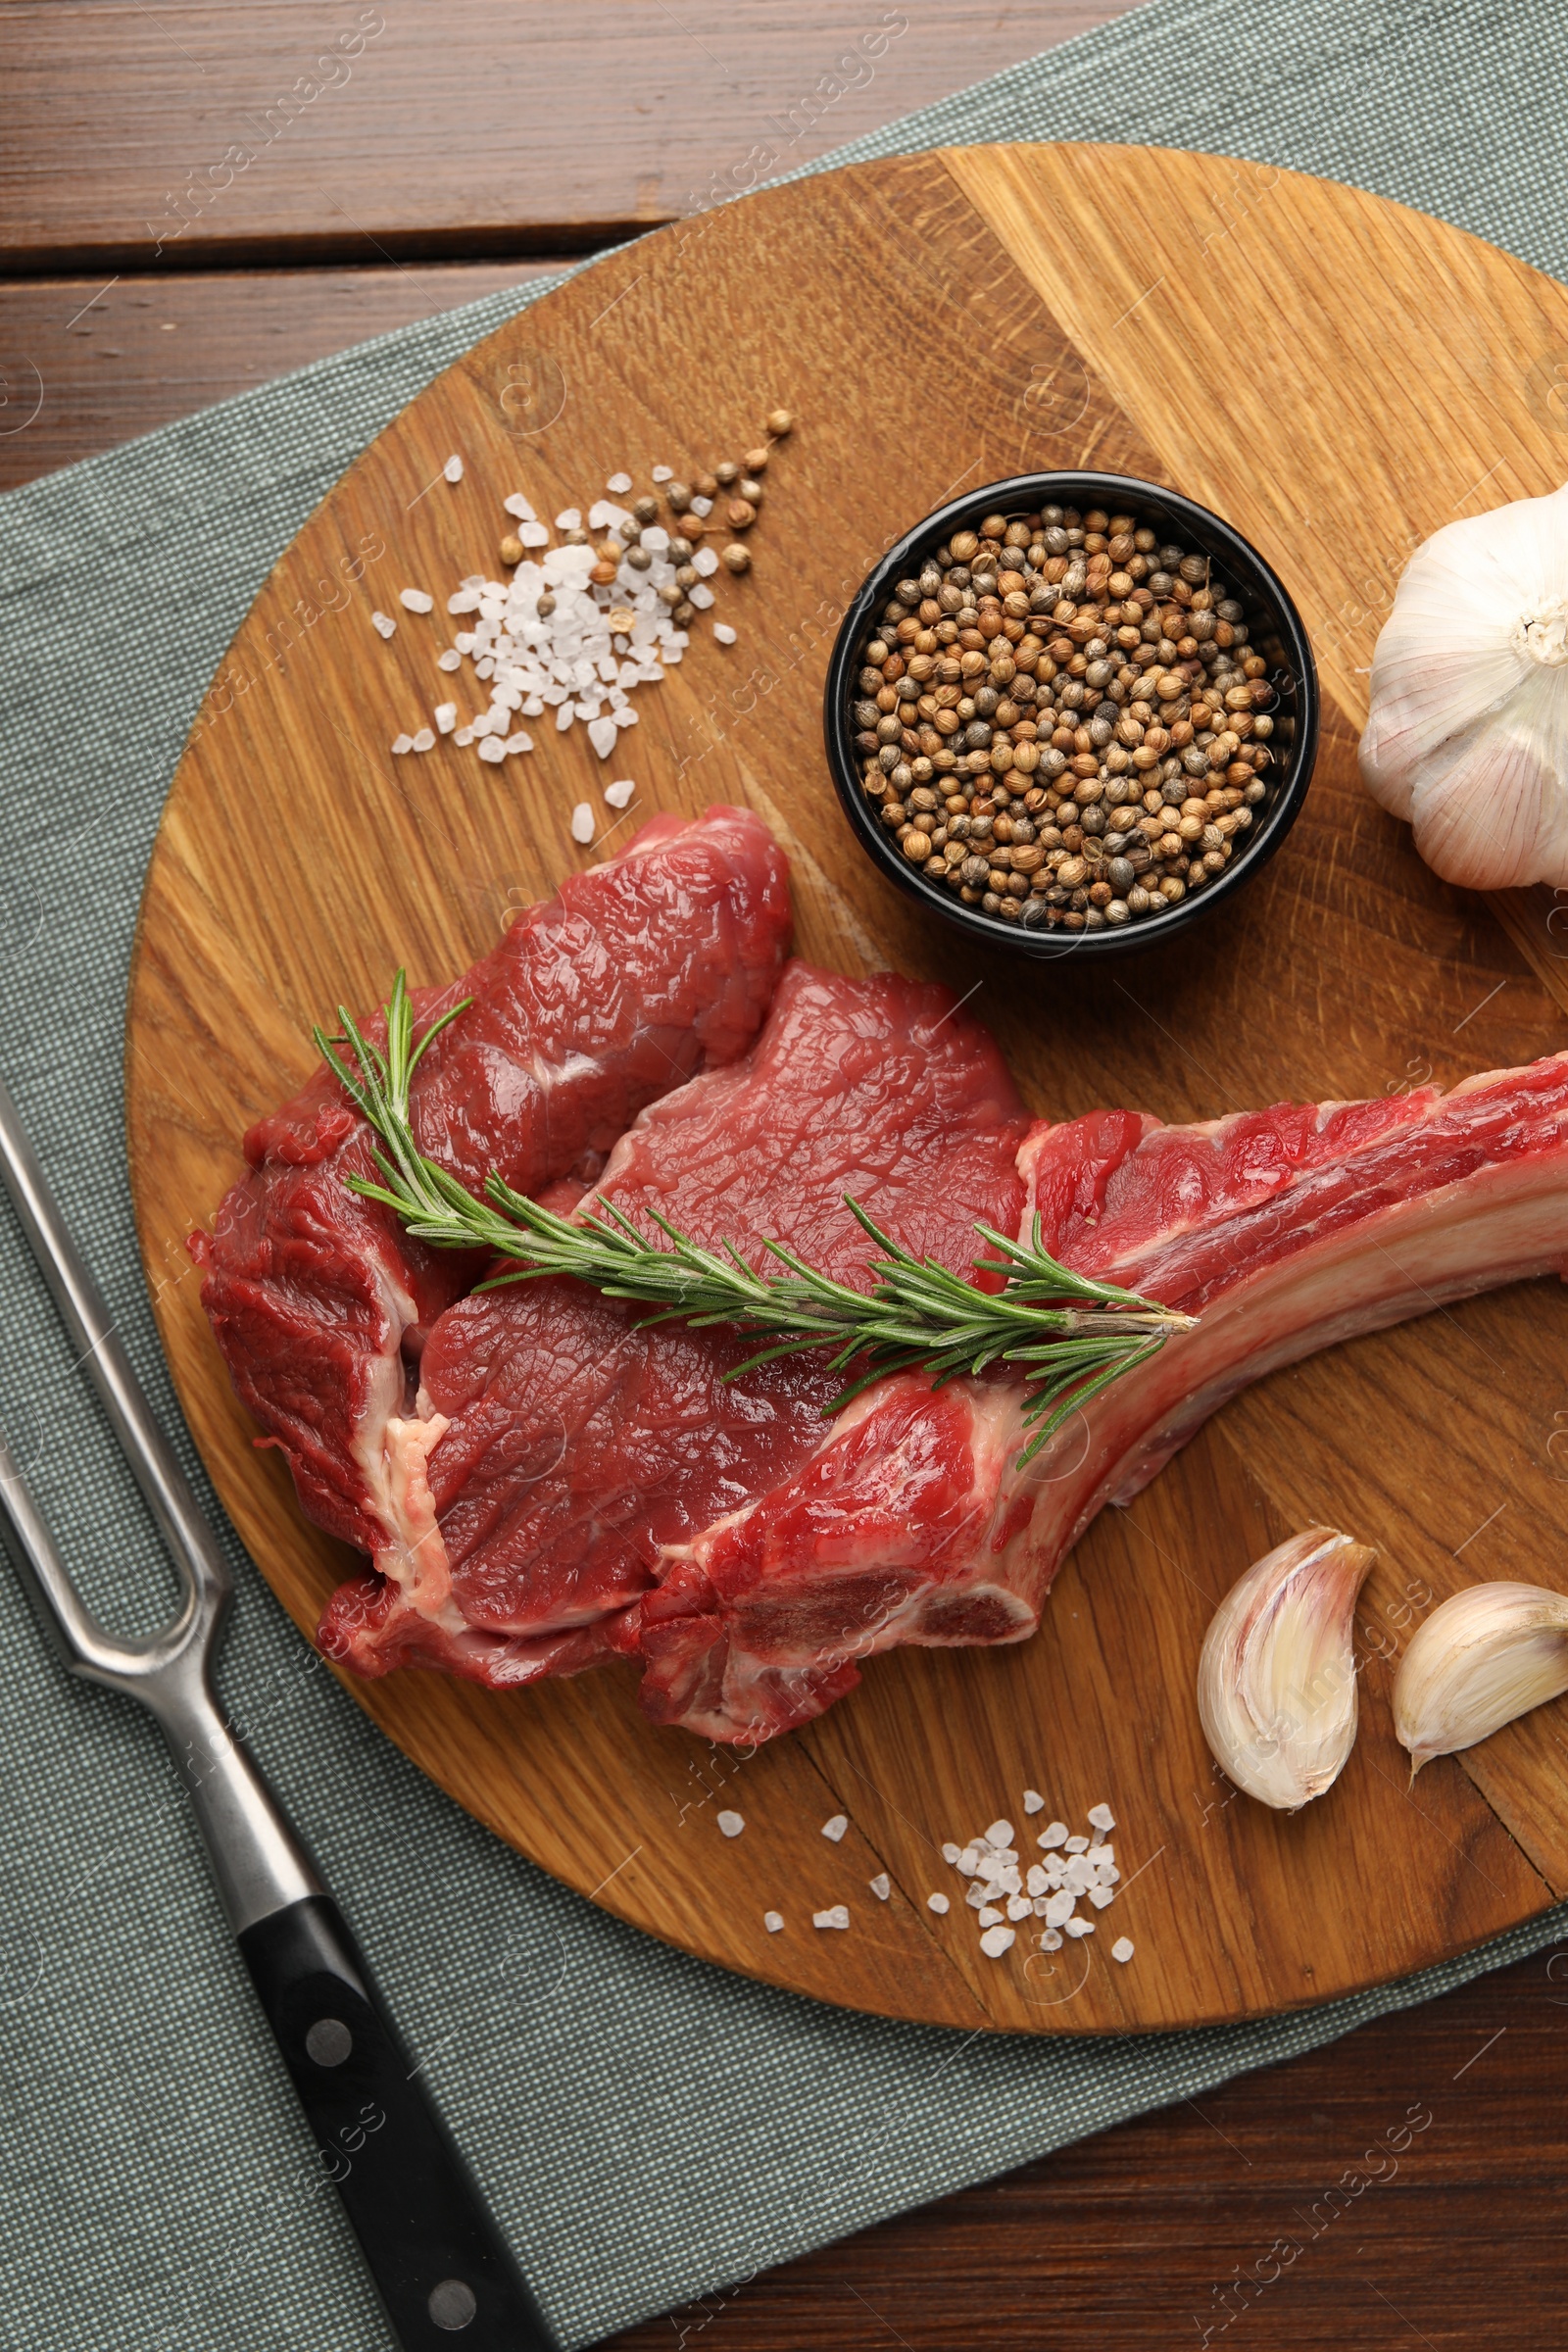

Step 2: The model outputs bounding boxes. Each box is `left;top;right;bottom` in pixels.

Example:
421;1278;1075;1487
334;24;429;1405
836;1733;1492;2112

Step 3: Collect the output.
0;1073;230;1633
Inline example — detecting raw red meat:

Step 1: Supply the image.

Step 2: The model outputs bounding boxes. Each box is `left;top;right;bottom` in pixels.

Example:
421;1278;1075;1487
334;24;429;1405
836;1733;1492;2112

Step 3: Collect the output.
630;1054;1568;1740
192;808;791;1560
317;958;1032;1722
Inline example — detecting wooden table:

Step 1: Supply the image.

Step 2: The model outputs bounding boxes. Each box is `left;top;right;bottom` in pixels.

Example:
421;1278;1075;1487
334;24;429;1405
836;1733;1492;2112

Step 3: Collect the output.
5;10;1560;2345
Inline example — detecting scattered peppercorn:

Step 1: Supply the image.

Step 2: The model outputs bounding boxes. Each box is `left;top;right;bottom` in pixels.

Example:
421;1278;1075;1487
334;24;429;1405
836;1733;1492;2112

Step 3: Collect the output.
848;502;1281;935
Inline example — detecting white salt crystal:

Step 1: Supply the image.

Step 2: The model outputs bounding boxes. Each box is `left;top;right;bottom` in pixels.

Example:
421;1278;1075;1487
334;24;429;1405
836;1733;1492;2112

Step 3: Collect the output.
690;494;712;516
433;703;457;733
587;715;618;759
504;732;533;756
1088;1844;1113;1871
983;1820;1014;1849
1038;1822;1068;1849
1039;1927;1064;1951
812;1906;850;1931
716;1810;745;1838
390;733;413;755
979;1925;1015;1959
688;582;715;610
652;465;672;482
519;521;550;548
1044;1890;1075;1927
1005;1894;1032;1922
977;1905;1004;1929
1064;1834;1090;1854
412;727;435;752
1063;1916;1095;1938
436;649;461;671
868;1873;891;1902
453;726;473;748
569;803;594;844
964;1884;988;1911
1087;1885;1115;1910
1032;1896;1052;1918
371;610;396;639
606;471;632;494
477;737;506;764
555;509;581;530
712;622;737;645
612;706;638;728
1111;1936;1135;1964
956;1845;980;1876
820;1815;848;1843
604;778;636;808
443;454;464;483
1025;1864;1048;1897
764;1910;784;1934
1023;1789;1046;1815
642;526;670;553
692;546;719;577
503;493;536;520
399;588;434;612
555;705;574;732
941;1842;961;1866
927;1892;950;1915
1088;1803;1116;1833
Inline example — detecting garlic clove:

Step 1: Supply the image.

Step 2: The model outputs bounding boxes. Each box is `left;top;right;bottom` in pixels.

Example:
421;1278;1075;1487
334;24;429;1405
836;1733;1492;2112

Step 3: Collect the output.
1197;1527;1377;1810
1393;1581;1568;1774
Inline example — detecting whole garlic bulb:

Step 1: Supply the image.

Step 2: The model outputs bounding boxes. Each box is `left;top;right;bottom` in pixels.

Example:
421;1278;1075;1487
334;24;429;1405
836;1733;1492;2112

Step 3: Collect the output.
1359;480;1568;889
1197;1527;1377;1809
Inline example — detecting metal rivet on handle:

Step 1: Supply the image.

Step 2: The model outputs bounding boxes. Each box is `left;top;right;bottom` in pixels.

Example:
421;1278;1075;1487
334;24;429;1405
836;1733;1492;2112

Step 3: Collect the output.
428;2278;477;2330
305;2016;353;2068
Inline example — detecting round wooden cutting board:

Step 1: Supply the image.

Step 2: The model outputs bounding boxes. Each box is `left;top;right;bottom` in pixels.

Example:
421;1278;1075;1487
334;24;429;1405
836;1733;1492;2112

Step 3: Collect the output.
126;146;1568;2035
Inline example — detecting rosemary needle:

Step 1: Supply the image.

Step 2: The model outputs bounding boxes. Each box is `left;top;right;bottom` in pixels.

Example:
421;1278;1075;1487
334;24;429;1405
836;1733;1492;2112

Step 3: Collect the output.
315;972;1196;1467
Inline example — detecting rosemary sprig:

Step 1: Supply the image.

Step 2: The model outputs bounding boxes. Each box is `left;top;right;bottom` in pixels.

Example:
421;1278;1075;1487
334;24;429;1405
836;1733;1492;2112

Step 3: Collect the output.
315;972;1196;1466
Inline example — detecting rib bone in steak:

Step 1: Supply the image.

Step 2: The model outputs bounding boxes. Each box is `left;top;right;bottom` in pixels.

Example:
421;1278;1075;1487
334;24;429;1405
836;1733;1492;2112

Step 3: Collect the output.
193;808;790;1564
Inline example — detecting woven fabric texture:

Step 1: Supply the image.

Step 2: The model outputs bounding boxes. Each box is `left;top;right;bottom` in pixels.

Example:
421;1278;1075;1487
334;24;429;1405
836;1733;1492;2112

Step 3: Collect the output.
1;3;1560;2343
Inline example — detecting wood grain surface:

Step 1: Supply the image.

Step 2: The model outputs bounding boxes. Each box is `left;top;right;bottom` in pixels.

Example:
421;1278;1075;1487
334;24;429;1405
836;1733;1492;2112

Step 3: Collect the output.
0;1;1129;270
124;146;1568;2043
613;1938;1568;2350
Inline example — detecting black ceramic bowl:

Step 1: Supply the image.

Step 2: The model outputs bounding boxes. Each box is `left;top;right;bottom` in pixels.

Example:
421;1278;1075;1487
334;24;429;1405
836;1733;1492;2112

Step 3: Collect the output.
823;471;1319;961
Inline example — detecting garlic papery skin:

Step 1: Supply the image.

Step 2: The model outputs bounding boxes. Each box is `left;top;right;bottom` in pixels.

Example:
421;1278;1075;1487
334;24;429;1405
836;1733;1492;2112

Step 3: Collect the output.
1358;479;1568;890
1393;1582;1568;1775
1198;1527;1376;1809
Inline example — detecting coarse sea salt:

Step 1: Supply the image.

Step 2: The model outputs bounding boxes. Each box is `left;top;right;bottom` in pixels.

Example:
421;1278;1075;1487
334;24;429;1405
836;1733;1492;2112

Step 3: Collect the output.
1022;1789;1046;1814
554;508;581;530
434;704;457;734
503;493;536;521
820;1814;848;1843
713;622;737;645
477;737;506;764
764;1911;784;1935
984;1819;1014;1848
569;803;595;844
927;1892;950;1915
606;471;632;494
716;1810;745;1838
371;611;396;639
391;734;413;755
412;727;435;753
1088;1803;1116;1833
1111;1936;1135;1963
652;465;672;482
436;649;461;671
605;778;637;808
1038;1822;1068;1848
399;588;434;612
443;454;464;483
979;1925;1015;1958
812;1906;850;1931
868;1873;891;1902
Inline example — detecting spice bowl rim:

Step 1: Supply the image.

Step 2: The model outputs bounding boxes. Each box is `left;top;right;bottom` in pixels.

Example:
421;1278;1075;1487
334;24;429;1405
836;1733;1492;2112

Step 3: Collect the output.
821;469;1320;962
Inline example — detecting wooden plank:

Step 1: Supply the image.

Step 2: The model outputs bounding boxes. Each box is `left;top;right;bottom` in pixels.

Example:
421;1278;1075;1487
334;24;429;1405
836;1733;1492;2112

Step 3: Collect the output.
0;0;1134;272
610;1943;1564;2348
124;150;1568;2035
0;264;561;490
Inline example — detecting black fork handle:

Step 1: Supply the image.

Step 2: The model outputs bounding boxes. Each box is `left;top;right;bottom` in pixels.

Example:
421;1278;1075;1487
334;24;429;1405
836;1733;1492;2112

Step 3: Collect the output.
240;1896;556;2348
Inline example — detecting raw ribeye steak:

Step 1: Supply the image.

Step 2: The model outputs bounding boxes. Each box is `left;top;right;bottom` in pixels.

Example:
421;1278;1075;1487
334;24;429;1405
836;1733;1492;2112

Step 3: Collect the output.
194;807;790;1561
317;956;1032;1725
636;1052;1568;1739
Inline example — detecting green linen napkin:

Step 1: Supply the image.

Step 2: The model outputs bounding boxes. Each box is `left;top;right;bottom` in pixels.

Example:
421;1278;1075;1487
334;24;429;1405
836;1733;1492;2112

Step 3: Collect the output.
1;2;1561;2343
